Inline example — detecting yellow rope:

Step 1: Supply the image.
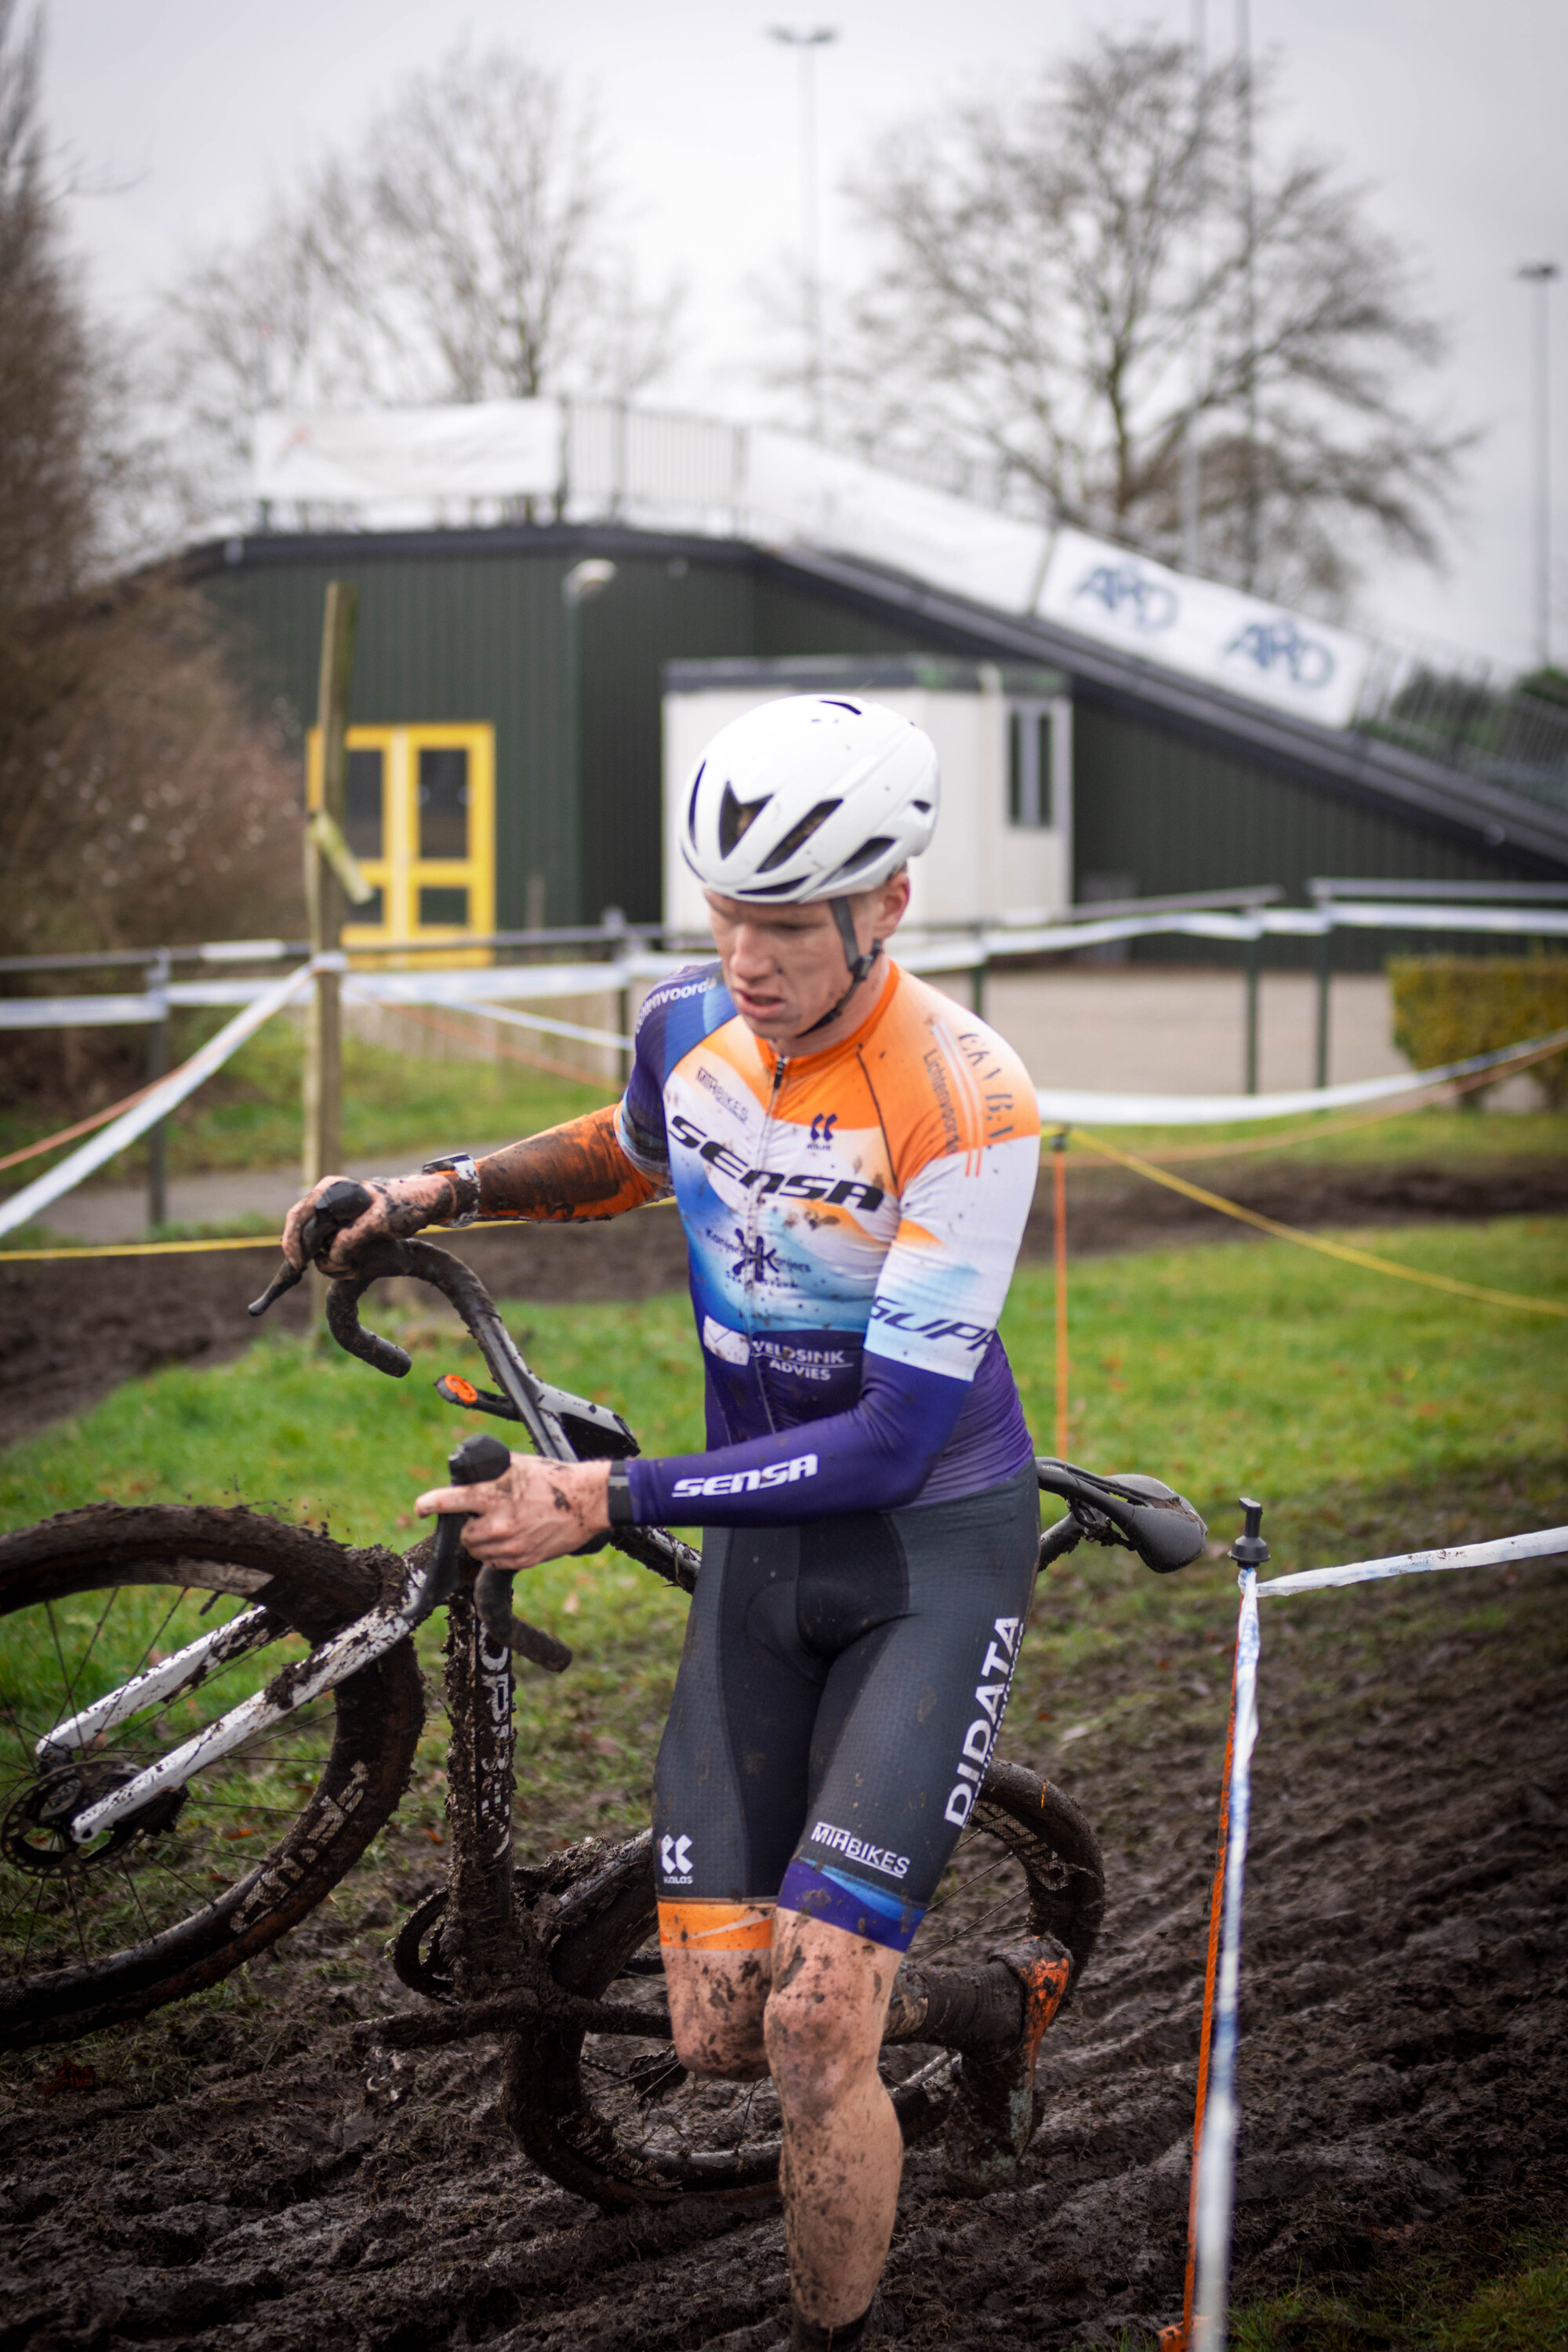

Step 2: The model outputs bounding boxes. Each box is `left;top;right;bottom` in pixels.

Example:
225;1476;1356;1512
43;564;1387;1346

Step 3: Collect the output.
1071;1127;1568;1318
0;1234;280;1262
0;1204;676;1264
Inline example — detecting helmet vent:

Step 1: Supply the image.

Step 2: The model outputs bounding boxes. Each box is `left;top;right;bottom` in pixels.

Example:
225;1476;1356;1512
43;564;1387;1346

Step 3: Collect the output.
719;783;769;858
826;835;895;884
686;763;706;848
820;699;862;715
757;798;841;873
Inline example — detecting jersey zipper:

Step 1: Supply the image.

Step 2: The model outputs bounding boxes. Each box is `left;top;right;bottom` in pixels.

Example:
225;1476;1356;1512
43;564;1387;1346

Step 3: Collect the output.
742;1051;789;1435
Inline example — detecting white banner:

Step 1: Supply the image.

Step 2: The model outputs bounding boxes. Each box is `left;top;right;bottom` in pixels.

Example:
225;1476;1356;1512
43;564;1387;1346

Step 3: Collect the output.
1036;527;1374;730
747;431;1049;615
253;402;563;505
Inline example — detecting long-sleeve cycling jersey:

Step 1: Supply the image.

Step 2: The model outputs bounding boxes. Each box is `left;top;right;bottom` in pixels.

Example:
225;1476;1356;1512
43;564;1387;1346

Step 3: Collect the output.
476;959;1040;1526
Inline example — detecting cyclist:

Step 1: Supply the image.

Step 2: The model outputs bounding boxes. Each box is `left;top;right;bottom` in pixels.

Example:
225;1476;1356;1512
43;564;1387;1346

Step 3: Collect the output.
282;696;1045;2350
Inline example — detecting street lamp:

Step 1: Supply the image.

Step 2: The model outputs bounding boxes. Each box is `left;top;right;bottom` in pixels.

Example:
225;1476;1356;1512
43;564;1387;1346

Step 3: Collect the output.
1517;262;1559;670
768;25;838;441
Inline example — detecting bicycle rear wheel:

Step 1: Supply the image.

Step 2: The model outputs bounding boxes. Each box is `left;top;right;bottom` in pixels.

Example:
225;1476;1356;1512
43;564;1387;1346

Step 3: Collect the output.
0;1504;424;2050
503;1759;1104;2208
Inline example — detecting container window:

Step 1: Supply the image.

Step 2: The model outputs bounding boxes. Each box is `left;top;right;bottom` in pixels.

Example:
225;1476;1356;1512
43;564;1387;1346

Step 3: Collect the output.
1006;703;1054;829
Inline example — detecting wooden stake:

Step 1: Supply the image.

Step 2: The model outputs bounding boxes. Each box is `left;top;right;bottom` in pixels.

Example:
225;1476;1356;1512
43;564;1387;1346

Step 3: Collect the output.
303;583;359;1193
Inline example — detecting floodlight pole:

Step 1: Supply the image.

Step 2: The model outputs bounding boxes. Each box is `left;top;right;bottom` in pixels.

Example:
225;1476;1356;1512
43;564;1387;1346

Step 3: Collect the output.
769;26;838;442
1236;0;1260;592
1180;0;1207;574
1518;262;1559;670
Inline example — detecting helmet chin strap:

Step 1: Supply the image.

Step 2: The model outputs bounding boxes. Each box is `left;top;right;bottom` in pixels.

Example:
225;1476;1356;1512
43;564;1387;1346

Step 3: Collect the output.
800;897;881;1037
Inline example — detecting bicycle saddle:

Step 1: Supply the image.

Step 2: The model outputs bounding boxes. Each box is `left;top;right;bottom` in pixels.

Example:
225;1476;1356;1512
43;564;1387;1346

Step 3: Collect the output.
1036;1459;1207;1574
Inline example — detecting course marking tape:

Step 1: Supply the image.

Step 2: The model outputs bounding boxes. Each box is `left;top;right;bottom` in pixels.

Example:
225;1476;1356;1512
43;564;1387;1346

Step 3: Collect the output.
0;964;319;1243
1178;1523;1568;2352
1258;1523;1568;1597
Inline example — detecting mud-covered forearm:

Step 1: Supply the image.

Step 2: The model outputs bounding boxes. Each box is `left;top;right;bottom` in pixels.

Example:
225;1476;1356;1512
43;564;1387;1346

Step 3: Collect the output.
477;1104;666;1224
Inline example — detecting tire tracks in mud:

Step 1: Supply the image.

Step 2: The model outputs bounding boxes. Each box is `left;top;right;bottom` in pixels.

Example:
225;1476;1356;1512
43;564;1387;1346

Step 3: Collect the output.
2;1546;1563;2350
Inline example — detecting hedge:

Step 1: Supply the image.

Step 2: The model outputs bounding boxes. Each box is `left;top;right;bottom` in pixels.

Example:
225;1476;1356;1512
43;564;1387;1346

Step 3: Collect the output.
1388;955;1568;1108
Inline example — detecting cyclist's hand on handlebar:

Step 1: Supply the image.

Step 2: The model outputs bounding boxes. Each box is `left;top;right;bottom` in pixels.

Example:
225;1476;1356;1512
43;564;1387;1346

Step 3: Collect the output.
281;1171;452;1276
416;1454;612;1570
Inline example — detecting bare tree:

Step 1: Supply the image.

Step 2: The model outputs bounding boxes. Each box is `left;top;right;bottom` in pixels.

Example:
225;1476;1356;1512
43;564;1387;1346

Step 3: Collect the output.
0;0;299;996
837;31;1468;608
158;44;683;514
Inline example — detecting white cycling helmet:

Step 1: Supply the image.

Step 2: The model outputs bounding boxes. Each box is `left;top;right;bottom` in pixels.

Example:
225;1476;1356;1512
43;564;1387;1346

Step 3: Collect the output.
680;695;939;907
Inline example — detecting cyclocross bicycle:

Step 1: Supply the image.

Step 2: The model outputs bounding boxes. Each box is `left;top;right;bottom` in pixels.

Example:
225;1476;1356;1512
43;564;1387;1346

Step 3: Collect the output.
0;1181;1207;2206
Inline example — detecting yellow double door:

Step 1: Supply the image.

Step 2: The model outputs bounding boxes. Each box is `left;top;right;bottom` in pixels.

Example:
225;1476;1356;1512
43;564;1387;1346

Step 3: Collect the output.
308;722;495;953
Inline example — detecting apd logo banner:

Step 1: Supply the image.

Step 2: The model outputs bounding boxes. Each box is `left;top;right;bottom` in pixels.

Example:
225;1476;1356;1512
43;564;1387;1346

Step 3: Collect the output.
1036;526;1373;731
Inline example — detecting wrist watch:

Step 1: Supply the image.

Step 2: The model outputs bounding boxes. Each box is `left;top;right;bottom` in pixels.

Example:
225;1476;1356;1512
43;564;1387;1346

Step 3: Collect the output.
421;1150;481;1226
605;1461;635;1527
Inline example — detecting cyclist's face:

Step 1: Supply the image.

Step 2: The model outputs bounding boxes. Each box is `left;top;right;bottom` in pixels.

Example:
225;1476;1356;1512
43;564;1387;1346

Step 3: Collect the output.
706;873;909;1050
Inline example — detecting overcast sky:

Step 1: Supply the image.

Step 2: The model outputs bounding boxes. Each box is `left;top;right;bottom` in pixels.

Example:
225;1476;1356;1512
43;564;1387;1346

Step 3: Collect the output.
40;0;1566;675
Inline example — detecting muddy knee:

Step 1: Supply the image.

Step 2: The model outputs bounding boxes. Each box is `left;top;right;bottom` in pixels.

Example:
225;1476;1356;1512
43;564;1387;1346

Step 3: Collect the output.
665;1945;771;2081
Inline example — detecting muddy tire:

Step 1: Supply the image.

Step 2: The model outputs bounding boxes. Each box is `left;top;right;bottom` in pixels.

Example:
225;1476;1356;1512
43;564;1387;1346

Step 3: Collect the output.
0;1504;424;2050
503;1760;1104;2209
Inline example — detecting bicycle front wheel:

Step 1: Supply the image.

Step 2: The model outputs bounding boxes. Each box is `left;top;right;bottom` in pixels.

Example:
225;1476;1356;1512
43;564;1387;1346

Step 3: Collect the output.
0;1504;424;2050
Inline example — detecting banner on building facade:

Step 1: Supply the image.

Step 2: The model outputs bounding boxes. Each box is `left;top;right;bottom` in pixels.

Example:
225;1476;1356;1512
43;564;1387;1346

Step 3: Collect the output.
1036;526;1373;730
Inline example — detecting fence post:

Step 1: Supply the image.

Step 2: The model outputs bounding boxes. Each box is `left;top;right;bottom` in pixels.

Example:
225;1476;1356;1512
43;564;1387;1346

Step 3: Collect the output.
972;927;988;1023
303;583;359;1198
1314;916;1333;1091
144;949;171;1232
1243;926;1261;1094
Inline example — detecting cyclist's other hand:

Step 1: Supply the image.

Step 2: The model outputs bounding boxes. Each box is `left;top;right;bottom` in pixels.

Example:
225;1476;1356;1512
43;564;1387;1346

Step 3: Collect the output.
281;1171;452;1276
416;1454;612;1570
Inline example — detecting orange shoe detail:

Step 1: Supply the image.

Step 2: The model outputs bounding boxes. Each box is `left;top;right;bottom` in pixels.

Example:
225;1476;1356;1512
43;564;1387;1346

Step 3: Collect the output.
657;1899;775;1951
1014;1947;1071;2074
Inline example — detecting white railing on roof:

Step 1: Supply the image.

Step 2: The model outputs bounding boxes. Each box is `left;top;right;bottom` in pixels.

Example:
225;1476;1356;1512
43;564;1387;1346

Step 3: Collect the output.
249;400;1568;793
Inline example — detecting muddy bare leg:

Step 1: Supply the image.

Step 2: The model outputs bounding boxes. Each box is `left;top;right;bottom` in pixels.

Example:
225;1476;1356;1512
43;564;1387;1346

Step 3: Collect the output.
765;1908;901;2332
662;1905;775;2079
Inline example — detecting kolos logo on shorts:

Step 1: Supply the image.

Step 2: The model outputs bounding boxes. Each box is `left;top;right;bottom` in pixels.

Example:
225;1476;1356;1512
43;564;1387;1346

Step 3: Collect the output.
943;1617;1021;1827
660;1833;694;1883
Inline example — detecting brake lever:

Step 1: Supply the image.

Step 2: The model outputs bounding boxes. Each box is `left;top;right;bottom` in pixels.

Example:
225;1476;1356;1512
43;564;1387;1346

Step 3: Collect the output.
248;1179;376;1319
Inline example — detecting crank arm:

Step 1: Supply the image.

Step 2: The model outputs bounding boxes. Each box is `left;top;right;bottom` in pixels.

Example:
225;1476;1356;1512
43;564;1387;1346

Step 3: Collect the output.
34;1605;284;1769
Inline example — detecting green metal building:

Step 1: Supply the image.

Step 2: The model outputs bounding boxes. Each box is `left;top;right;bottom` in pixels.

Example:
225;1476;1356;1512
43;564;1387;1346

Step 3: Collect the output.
192;520;1568;953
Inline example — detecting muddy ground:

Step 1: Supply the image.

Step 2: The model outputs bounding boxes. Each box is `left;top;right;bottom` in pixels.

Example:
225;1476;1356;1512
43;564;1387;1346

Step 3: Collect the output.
5;1155;1567;1452
1;1464;1564;2351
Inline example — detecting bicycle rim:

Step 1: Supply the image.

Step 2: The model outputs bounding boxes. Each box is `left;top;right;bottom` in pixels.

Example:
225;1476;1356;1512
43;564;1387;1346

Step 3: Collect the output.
0;1504;424;2049
503;1761;1104;2208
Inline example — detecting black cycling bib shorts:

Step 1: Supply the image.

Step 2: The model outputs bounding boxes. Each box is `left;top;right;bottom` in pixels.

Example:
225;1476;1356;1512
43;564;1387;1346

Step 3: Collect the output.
652;1465;1040;1959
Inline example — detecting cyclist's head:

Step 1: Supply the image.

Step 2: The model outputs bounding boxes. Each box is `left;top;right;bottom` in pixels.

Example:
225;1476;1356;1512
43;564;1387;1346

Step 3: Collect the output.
680;695;938;909
680;696;938;1026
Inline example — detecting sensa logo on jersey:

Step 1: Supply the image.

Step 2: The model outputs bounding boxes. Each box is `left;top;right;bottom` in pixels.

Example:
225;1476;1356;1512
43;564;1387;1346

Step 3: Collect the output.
616;961;1042;1449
